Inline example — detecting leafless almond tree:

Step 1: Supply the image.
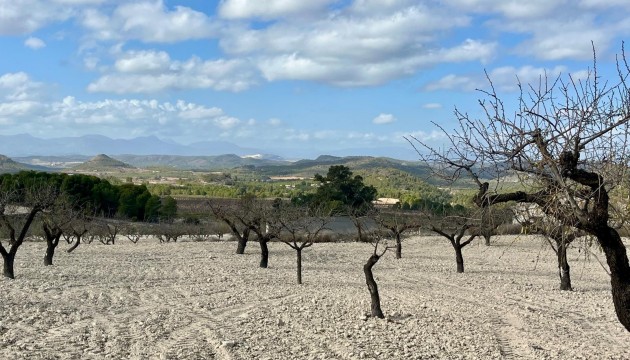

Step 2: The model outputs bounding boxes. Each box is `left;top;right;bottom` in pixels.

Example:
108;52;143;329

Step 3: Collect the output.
375;209;422;259
364;236;395;318
0;183;58;278
409;45;630;331
277;204;330;284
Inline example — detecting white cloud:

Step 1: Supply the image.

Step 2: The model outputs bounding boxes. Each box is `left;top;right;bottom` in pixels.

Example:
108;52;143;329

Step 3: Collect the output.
443;0;565;19
350;0;417;14
425;65;572;92
24;37;46;49
0;0;105;35
220;4;497;86
81;0;217;43
423;103;442;109
88;54;258;93
115;50;171;73
218;0;335;20
256;39;496;86
373;113;396;125
268;118;282;126
0;0;72;35
424;74;476;92
0;72;44;101
0;94;246;140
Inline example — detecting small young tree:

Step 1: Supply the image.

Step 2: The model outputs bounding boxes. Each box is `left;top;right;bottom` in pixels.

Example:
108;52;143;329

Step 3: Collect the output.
376;209;421;259
91;220;120;245
123;222;146;244
40;197;76;266
246;198;283;268
515;207;587;291
364;236;395;318
65;214;91;253
427;213;478;273
153;222;187;243
277;204;330;284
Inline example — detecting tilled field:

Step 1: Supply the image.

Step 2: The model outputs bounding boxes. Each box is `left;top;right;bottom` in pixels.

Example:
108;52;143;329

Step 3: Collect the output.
0;235;628;359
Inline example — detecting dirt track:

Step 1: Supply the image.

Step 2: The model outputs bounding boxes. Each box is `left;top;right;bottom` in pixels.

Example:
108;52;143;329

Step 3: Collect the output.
0;235;628;359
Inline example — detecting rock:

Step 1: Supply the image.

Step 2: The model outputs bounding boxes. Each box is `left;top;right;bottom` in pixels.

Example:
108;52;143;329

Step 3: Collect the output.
220;340;238;349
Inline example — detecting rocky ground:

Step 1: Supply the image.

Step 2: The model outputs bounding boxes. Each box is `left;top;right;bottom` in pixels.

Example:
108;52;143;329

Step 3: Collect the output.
0;235;628;359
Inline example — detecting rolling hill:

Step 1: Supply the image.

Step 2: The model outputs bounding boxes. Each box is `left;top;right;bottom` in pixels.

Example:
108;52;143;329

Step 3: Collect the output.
73;154;135;171
0;155;50;173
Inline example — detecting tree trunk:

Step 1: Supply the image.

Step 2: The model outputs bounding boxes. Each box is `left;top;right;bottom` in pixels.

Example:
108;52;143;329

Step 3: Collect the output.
296;248;302;285
395;235;402;259
44;241;57;266
597;227;630;332
557;241;572;291
357;224;364;242
260;240;269;268
67;237;81;253
364;254;384;318
236;237;247;254
2;252;15;279
454;245;464;273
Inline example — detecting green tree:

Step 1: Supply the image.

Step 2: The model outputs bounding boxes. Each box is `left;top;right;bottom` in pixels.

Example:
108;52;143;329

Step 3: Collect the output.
159;196;178;221
306;165;377;215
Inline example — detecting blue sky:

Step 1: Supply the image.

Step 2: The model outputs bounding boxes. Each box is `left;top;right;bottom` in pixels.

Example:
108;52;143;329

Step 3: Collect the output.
0;0;628;159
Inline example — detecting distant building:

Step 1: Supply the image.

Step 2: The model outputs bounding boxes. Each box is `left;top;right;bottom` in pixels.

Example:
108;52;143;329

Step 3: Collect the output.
372;198;400;208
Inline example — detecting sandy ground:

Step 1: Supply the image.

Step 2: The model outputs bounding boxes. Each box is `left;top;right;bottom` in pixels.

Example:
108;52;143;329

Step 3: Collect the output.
0;235;629;360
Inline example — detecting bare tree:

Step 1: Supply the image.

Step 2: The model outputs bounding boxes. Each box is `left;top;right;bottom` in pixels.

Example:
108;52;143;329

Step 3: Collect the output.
123;222;144;244
40;197;77;266
65;215;90;253
91;220;120;245
364;236;395;318
409;45;630;331
209;198;255;254
0;183;58;278
153;222;188;243
375;209;421;259
247;199;282;268
426;213;478;273
277;204;330;284
475;204;513;246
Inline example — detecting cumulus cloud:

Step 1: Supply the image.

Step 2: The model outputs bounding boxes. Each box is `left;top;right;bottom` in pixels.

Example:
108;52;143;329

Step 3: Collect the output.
0;0;106;35
443;0;564;19
0;72;44;101
81;0;216;43
114;50;171;73
24;37;46;49
88;52;258;93
218;0;335;20
0;0;72;35
0;97;245;141
425;65;573;92
373;113;396;125
219;3;499;86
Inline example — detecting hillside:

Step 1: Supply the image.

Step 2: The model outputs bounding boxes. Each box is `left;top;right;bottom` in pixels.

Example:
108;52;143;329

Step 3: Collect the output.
115;154;290;170
74;154;134;171
0;154;50;173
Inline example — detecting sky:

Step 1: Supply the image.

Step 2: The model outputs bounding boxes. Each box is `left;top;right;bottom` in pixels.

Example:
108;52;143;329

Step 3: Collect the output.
0;0;629;159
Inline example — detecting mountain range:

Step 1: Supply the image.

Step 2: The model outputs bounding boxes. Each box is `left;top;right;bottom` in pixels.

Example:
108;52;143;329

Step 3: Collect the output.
0;134;420;160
